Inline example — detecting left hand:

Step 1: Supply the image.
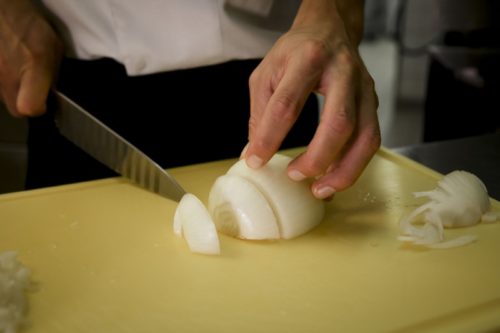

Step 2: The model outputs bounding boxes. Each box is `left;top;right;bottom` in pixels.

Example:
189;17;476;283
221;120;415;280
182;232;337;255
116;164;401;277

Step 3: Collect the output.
242;0;380;200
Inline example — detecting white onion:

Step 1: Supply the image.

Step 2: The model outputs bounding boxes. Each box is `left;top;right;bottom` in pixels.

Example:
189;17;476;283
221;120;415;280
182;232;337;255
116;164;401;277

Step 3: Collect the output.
398;170;498;248
225;154;325;239
0;251;32;333
172;153;326;255
208;174;280;240
173;194;220;255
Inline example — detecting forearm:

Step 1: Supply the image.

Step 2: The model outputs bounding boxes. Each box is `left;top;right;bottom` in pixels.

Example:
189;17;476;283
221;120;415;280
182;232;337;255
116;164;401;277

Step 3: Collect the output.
292;0;365;46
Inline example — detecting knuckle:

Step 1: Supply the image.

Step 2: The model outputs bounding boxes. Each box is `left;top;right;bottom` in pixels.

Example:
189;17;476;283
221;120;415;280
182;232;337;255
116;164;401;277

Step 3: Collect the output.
248;115;258;135
269;92;299;123
302;158;326;176
371;130;382;150
335;47;356;69
252;135;276;154
364;126;382;153
362;74;379;109
325;106;355;137
335;176;356;191
302;39;330;68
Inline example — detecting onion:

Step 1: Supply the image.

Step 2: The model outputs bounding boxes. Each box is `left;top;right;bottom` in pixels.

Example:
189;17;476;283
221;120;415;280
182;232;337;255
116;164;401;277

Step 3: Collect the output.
223;154;325;239
173;194;220;255
172;153;326;255
208;174;280;240
0;251;32;333
398;170;498;248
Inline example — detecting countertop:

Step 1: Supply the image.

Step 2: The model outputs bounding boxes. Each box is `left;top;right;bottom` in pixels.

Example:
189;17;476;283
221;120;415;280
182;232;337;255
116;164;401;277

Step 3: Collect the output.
2;146;500;332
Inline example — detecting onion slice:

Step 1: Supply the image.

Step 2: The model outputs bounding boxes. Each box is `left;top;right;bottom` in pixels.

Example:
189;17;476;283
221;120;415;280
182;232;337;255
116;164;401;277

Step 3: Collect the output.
398;170;498;249
173;194;220;255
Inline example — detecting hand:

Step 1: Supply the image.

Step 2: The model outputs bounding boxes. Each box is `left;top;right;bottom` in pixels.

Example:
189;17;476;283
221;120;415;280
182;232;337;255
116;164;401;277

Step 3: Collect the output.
0;0;62;117
242;0;380;199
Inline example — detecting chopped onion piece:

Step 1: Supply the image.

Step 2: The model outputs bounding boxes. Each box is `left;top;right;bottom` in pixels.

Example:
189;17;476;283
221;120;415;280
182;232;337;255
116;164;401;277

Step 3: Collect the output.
398;170;498;249
427;235;477;249
0;251;32;333
481;211;500;224
208;175;280;240
173;194;220;255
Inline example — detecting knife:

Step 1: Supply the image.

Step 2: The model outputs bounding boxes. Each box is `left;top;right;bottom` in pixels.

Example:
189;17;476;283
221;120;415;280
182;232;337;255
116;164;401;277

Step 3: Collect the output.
52;90;186;202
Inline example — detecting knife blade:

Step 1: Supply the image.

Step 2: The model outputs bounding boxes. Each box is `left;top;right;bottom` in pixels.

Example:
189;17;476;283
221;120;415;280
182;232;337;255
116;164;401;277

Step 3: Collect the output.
52;90;186;202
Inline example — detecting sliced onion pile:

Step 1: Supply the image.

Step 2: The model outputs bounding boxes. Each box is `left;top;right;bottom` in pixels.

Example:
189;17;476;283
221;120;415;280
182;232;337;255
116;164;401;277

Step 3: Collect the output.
0;251;32;333
398;170;499;249
173;154;325;255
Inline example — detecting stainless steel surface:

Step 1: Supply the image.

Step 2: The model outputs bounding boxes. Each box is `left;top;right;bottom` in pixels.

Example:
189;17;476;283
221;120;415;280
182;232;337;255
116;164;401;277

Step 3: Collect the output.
53;91;186;202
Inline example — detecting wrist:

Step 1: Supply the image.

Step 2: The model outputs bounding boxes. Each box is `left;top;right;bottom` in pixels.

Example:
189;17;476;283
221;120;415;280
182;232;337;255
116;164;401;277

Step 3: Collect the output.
292;0;364;47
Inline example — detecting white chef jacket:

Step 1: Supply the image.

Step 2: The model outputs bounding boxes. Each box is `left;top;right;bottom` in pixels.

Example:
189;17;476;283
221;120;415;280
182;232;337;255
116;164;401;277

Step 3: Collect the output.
40;0;300;76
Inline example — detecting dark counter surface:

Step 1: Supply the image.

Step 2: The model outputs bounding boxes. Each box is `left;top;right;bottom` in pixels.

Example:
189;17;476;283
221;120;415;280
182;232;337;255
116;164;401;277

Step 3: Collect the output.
393;133;500;200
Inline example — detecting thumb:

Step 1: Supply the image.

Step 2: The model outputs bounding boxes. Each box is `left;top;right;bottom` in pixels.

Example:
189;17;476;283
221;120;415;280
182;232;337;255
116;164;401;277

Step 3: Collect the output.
16;66;52;116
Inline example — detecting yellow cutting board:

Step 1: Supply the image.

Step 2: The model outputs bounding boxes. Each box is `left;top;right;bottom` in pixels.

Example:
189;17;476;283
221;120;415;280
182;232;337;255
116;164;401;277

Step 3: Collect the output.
1;148;499;333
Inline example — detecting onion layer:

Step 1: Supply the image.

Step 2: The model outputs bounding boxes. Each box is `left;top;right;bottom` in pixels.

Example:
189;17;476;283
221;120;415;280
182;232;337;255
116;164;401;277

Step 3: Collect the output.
208;174;280;240
225;154;325;239
172;153;326;255
173;194;220;255
398;170;498;249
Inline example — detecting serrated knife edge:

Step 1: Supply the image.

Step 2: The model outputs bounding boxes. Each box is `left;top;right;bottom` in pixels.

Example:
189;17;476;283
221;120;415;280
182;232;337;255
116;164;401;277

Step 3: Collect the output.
53;90;186;202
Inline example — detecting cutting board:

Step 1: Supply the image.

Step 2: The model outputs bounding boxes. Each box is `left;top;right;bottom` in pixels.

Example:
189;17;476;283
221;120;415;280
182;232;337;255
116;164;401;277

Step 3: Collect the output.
1;148;499;333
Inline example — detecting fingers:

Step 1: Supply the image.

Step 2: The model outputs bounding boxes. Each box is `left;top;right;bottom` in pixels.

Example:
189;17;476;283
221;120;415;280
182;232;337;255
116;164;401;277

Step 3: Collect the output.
245;46;380;199
245;51;322;168
311;74;381;198
16;65;52;116
0;79;21;117
287;55;357;184
242;2;379;196
247;59;274;158
1;61;53;117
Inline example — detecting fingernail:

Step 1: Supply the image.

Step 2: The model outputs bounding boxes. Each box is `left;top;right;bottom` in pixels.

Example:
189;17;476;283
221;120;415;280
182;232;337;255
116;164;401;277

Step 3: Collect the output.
240;143;249;159
247;155;263;169
314;186;336;199
288;169;306;181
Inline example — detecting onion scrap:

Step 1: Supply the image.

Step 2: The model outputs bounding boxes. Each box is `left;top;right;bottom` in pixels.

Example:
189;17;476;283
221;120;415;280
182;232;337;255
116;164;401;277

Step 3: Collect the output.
173;154;325;255
0;251;33;333
398;170;499;249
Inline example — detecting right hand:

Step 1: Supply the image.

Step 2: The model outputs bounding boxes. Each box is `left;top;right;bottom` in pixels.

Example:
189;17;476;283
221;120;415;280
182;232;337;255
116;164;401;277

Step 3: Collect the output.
0;0;62;117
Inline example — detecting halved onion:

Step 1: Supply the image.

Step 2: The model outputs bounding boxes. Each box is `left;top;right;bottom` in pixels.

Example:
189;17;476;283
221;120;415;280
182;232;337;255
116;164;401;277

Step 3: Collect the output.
208;174;280;240
398;170;498;249
172;153;326;255
226;154;325;239
173;194;220;255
